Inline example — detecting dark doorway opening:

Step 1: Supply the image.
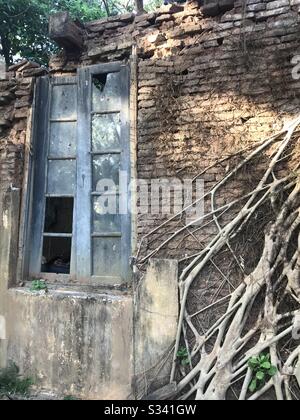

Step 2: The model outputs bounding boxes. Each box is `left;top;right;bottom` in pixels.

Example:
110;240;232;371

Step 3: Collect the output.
41;197;74;274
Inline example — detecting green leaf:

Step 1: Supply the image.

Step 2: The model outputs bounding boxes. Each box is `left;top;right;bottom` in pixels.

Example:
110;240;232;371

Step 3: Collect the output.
249;379;257;393
268;366;277;377
259;354;268;364
177;347;188;358
30;279;47;292
248;357;259;369
256;371;265;381
261;361;271;370
0;0;108;66
0;362;33;397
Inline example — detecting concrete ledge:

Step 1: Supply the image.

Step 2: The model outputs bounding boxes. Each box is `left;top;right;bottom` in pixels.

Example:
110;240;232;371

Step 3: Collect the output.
134;258;178;397
4;288;133;399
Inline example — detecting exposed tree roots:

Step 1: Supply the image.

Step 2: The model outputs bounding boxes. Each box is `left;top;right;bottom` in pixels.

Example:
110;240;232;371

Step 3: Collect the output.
136;116;300;400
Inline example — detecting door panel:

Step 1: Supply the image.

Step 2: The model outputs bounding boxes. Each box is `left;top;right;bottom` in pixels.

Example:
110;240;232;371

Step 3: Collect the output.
77;63;131;285
29;64;131;285
29;77;78;278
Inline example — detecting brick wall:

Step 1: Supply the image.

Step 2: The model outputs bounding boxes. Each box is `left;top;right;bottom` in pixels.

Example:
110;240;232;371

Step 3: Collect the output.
1;0;300;261
0;62;47;190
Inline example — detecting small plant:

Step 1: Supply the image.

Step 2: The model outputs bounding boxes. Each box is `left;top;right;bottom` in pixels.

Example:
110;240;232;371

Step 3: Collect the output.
177;346;190;366
0;362;33;397
64;395;78;400
30;280;48;292
248;354;277;393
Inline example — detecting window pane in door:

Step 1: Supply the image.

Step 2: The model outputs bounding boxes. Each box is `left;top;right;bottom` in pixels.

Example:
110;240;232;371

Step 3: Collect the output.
51;84;77;120
92;73;121;112
92;154;120;192
92;113;121;151
93;195;121;233
47;160;76;195
92;237;121;277
49;122;76;158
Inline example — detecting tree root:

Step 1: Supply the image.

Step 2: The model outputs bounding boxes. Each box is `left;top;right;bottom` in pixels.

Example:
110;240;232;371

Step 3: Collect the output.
137;116;300;400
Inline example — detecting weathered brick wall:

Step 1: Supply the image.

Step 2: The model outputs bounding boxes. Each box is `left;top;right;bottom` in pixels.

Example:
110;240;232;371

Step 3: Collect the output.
0;62;47;191
2;0;300;261
64;0;300;260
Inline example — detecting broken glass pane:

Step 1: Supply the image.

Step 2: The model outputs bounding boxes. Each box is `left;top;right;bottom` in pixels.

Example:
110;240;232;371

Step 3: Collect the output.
47;160;76;195
92;113;121;151
92;72;121;112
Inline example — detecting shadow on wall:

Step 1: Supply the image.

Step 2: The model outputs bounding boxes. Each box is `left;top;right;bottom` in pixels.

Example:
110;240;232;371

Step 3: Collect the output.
138;25;300;178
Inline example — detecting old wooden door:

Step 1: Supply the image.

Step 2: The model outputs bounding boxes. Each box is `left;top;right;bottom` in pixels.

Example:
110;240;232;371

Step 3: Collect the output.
27;63;131;286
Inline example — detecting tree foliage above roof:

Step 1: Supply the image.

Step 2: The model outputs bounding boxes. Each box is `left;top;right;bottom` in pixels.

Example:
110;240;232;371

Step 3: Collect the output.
0;0;138;66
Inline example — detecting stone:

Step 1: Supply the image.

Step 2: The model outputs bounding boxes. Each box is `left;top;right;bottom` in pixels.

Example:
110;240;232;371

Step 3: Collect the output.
147;33;167;44
157;4;184;15
135;13;155;23
266;0;290;10
85;23;105;34
116;40;133;50
8;60;28;72
103;21;125;30
22;68;47;77
136;20;151;28
256;6;290;19
14;90;30;98
15;61;40;73
14;108;28;119
119;12;135;22
49;12;84;52
88;43;117;57
155;14;174;23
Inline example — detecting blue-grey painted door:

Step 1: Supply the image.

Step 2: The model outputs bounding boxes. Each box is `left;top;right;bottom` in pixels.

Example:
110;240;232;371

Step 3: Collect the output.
28;63;131;285
77;63;131;285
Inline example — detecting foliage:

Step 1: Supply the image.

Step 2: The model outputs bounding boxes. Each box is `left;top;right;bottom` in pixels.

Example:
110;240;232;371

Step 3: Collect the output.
0;362;33;397
248;354;278;393
0;0;129;66
176;347;189;366
144;0;162;12
30;279;48;292
0;0;166;66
